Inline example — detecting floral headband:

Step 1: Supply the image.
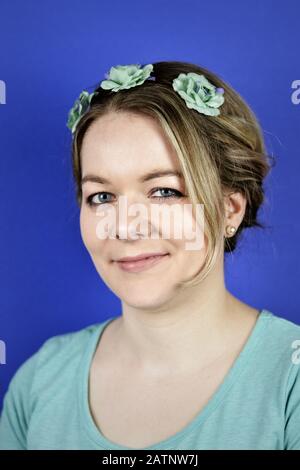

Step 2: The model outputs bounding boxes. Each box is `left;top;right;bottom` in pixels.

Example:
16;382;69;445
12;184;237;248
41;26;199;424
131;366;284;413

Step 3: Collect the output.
66;63;225;135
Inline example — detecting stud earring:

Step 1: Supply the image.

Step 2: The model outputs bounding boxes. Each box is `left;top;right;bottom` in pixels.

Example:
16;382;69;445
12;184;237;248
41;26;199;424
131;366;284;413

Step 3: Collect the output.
225;225;236;237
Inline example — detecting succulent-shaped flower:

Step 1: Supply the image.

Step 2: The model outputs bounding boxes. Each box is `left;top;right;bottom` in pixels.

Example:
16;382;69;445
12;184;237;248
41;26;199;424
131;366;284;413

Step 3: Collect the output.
172;72;224;116
66;90;98;134
100;63;154;92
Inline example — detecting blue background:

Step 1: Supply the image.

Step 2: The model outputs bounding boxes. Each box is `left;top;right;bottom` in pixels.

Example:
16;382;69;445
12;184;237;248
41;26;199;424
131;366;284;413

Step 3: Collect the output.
0;0;299;409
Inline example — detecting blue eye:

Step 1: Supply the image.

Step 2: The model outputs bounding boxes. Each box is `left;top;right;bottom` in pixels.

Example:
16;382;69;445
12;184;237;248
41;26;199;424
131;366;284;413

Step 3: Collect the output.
151;188;183;200
86;192;114;206
86;188;184;207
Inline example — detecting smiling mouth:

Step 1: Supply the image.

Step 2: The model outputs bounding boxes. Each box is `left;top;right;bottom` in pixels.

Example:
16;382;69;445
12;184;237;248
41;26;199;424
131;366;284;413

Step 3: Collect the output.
115;253;170;273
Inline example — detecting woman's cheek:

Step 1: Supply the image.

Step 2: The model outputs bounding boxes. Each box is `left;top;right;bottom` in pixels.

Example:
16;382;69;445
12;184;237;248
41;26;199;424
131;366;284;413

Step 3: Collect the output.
79;209;97;250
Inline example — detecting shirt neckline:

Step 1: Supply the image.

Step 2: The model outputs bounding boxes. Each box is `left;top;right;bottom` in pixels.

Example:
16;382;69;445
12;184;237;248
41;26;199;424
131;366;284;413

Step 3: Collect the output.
79;309;272;450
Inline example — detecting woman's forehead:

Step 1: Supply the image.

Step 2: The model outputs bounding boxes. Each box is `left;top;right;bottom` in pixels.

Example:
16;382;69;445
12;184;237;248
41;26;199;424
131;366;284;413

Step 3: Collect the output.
81;118;180;177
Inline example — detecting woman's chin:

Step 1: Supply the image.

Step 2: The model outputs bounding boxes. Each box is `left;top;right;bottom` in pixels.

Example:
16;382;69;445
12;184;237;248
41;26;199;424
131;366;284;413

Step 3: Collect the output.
118;290;173;310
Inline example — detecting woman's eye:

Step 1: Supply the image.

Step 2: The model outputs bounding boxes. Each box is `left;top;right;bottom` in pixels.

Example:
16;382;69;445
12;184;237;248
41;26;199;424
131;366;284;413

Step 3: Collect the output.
86;188;184;207
86;192;114;206
151;188;183;200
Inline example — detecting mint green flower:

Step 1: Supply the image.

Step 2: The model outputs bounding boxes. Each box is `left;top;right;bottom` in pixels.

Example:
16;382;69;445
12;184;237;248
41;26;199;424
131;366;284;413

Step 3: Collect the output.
66;90;98;134
172;73;225;116
100;63;154;92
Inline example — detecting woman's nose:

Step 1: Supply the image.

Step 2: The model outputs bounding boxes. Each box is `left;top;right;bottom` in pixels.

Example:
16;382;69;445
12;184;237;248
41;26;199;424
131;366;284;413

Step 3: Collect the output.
115;194;152;240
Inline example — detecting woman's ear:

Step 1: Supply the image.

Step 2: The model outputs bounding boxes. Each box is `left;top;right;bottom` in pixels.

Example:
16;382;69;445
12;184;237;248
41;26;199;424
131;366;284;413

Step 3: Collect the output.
223;190;247;228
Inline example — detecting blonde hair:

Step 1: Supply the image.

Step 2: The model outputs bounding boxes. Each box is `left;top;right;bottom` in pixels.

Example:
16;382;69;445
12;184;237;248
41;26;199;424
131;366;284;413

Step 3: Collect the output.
70;60;275;289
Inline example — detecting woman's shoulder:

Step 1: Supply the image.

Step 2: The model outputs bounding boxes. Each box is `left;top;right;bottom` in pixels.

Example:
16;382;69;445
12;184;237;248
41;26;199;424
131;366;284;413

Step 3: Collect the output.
3;318;112;401
261;308;300;345
263;308;300;330
258;309;300;362
34;321;106;365
257;310;300;406
261;310;300;450
0;318;114;449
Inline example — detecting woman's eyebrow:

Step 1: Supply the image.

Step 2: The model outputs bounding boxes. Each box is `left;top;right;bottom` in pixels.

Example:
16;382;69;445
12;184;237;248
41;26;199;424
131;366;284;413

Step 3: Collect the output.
81;169;183;185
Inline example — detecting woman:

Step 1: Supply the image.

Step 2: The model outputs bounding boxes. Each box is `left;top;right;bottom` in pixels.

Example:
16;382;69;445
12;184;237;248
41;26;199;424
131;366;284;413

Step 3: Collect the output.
0;61;299;450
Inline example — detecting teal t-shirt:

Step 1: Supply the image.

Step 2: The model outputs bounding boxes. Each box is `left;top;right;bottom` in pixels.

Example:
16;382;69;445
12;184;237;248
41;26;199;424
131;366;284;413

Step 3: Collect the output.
1;309;300;450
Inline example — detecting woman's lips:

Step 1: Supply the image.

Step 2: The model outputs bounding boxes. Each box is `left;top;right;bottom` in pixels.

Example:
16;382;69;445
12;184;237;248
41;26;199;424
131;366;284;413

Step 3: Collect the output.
115;253;169;273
